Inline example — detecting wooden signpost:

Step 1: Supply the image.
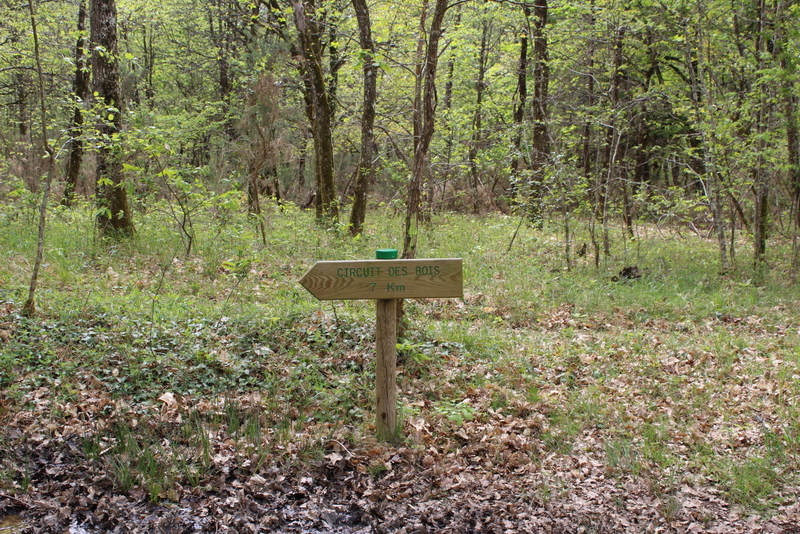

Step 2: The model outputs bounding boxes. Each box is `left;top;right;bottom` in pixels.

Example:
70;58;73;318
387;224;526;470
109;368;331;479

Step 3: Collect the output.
299;249;463;442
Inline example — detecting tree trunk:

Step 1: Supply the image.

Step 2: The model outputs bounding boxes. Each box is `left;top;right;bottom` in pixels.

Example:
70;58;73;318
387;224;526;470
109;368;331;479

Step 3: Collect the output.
404;0;429;257
411;0;428;194
752;0;770;269
15;68;30;139
774;0;799;225
142;23;156;107
436;7;460;213
296;130;309;188
327;13;345;119
770;0;800;276
581;0;599;266
786;74;800;229
510;7;530;200
23;0;57;316
621;160;634;238
398;0;450;332
402;0;449;260
248;166;267;245
292;0;338;224
685;4;729;273
527;0;550;226
92;0;135;237
753;174;769;267
468;19;490;214
63;0;90;207
209;0;236;139
348;0;376;236
599;25;625;256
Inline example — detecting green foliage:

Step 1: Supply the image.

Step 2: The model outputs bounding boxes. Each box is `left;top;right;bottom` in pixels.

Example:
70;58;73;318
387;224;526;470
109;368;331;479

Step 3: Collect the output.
1;0;798;260
433;398;476;426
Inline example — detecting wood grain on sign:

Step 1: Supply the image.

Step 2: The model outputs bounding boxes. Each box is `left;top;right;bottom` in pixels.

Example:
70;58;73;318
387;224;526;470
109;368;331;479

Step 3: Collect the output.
298;258;463;300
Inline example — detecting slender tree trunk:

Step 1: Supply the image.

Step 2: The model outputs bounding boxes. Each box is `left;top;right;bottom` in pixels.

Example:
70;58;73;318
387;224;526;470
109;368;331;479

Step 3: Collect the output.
92;0;134;237
296;130;309;188
348;0;376;236
297;69;316;200
601;127;620;257
582;0;600;266
563;184;572;272
685;4;729;273
510;6;530;201
402;0;449;260
753;169;769;267
786;82;800;229
621;160;634;238
248;166;268;245
405;0;429;257
436;8;460;213
630;27;655;226
328;13;345;118
63;0;89;206
773;0;799;229
437;58;455;212
209;0;236;139
16;69;30;140
752;0;771;269
630;110;648;234
23;0;57;316
410;0;428;212
468;19;490;214
527;0;550;226
599;25;625;256
143;24;156;107
398;0;450;331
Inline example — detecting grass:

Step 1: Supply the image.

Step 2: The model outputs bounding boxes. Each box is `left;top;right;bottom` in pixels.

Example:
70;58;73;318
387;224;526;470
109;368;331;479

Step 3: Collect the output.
1;197;800;514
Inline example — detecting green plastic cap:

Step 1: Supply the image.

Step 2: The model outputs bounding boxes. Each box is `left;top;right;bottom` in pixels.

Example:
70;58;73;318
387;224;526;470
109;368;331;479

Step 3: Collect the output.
376;248;398;259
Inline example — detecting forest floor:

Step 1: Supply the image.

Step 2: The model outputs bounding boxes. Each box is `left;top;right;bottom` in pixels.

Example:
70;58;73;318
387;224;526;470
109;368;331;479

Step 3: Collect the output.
2;210;800;532
0;390;800;534
2;300;800;533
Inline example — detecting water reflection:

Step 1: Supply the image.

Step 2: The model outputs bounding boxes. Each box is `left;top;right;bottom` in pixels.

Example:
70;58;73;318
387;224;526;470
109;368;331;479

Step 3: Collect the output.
0;515;24;534
0;515;91;533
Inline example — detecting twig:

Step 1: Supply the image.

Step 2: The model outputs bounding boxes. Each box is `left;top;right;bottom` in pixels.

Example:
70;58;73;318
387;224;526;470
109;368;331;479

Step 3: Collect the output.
148;258;173;358
330;303;340;328
215;277;244;330
0;492;28;507
328;439;354;457
0;491;58;510
506;215;526;255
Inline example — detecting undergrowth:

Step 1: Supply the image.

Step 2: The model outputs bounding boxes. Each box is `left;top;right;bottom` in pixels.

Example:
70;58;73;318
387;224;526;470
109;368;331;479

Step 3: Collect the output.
1;200;800;516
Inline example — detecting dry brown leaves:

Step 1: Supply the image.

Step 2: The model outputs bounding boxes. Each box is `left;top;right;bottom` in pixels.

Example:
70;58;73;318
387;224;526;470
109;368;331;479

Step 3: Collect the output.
2;300;800;532
2;377;797;532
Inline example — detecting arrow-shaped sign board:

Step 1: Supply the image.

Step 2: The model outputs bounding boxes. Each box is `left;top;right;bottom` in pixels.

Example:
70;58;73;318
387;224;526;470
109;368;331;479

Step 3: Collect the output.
298;252;463;442
299;258;462;300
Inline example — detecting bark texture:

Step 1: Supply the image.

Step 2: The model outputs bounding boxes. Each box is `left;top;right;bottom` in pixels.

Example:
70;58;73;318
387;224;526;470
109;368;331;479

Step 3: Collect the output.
63;0;90;206
92;0;134;236
403;0;449;260
292;0;338;223
348;0;376;236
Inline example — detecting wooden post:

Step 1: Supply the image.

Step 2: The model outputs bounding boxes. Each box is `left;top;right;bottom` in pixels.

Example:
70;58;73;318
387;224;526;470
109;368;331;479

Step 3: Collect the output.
375;296;397;442
375;248;398;442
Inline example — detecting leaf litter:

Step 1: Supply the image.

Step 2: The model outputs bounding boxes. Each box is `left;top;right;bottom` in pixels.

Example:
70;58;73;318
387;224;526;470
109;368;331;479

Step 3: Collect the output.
2;298;800;533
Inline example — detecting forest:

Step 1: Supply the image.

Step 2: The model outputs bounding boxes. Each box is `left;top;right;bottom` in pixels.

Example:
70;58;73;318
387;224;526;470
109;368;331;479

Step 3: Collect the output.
1;0;799;269
2;0;800;532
